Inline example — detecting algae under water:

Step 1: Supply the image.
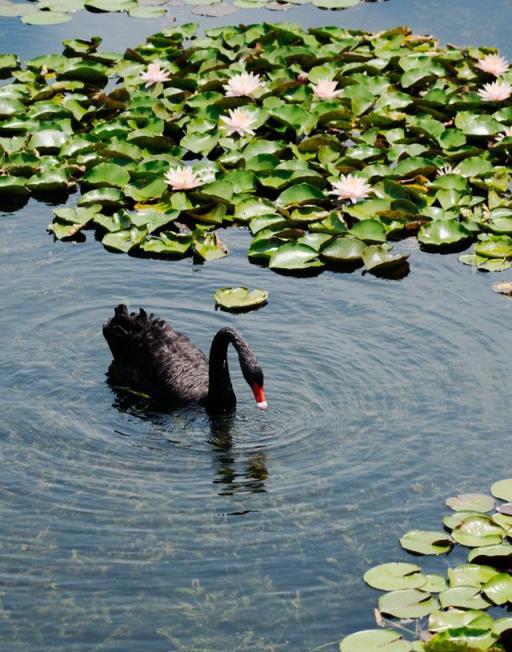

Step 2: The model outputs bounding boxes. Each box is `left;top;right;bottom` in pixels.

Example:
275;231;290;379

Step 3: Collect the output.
2;1;512;651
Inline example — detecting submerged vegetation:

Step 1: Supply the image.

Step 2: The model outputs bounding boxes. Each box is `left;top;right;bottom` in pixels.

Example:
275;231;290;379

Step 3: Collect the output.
340;480;512;652
2;23;512;280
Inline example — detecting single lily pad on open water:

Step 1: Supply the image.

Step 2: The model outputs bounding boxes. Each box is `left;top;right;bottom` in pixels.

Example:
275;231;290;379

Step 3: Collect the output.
214;287;268;312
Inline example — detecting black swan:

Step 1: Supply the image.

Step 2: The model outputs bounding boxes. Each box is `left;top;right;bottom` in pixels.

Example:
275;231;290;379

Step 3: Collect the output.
103;305;267;412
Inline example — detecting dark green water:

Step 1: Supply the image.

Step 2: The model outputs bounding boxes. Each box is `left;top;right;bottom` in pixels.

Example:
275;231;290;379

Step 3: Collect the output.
1;2;512;650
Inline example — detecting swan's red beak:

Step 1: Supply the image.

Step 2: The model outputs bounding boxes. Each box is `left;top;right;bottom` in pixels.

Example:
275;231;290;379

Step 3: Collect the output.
251;384;268;410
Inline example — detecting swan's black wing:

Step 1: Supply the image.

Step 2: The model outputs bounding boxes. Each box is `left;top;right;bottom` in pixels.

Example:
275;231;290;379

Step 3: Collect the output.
103;305;209;404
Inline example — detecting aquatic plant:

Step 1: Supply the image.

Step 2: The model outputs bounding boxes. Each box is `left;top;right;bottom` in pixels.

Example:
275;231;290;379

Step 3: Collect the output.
0;0;389;23
340;479;512;652
2;23;512;280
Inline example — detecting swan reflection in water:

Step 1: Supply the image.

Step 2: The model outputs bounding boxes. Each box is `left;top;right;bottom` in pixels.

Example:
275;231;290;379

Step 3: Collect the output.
107;379;269;497
208;411;268;496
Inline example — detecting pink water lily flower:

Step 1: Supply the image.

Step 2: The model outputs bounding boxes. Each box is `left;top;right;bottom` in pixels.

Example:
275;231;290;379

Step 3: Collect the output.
220;107;258;137
312;79;341;100
165;166;203;191
476;54;509;77
329;174;372;204
477;79;512;102
223;71;263;98
140;62;171;87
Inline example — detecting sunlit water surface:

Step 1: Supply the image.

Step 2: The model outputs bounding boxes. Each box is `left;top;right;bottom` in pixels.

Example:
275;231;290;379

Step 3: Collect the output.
2;1;512;650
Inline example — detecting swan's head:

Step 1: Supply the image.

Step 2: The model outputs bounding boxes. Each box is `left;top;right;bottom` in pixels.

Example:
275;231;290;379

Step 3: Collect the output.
243;363;267;410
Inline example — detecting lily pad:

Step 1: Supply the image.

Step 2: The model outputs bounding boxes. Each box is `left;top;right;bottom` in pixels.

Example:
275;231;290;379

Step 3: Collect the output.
214;287;268;312
21;11;72;25
320;237;365;263
439;586;490;610
400;530;453;556
491;479;512;502
362;245;409;273
483;572;512;605
446;493;495;513
451;515;504;548
378;589;439;619
269;243;324;270
340;629;411;652
364;563;426;591
418;219;471;247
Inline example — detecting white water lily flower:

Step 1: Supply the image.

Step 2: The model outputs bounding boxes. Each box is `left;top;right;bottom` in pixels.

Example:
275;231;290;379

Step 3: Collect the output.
476;54;509;77
496;126;512;142
329;174;372;204
140;62;171;87
165;166;203;191
311;79;341;100
220;107;258;137
477;79;512;102
436;163;454;177
223;71;262;98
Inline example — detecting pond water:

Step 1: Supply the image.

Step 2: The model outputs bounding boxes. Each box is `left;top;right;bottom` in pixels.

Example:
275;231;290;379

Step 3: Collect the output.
2;1;512;651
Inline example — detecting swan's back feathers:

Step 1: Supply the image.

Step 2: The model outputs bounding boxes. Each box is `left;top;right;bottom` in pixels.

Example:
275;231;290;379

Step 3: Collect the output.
103;305;209;403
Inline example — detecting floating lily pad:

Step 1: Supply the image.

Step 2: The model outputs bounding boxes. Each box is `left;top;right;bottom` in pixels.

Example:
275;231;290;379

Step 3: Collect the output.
362;245;409;273
451;515;504;548
483;573;512;605
364;563;426;591
340;629;411;652
468;543;512;564
141;232;192;256
424;629;498;652
269;243;324;271
320;237;365;263
439;586;490;610
21;11;72;25
214;287;268;312
428;609;493;633
400;530;453;556
448;564;499;588
446;493;495;513
491;479;512;502
379;589;439;619
475;236;512;259
82;162;130;189
418;219;471;247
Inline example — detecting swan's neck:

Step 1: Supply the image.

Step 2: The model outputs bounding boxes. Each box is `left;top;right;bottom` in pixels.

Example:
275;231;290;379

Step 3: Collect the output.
207;328;251;411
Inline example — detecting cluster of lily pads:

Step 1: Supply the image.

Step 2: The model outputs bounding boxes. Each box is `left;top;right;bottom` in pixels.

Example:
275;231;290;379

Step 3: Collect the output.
2;23;512;277
0;0;387;22
340;479;512;652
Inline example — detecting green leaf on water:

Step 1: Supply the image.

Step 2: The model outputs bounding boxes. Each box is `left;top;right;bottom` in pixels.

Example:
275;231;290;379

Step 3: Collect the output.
214;287;268;312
